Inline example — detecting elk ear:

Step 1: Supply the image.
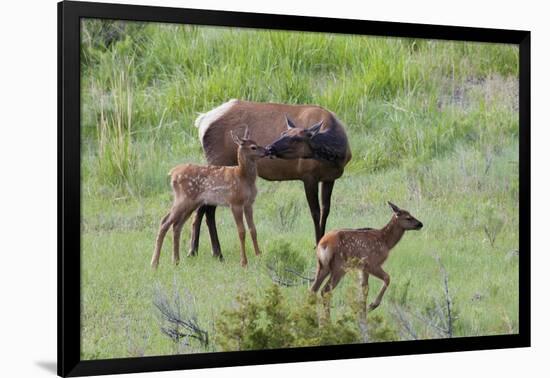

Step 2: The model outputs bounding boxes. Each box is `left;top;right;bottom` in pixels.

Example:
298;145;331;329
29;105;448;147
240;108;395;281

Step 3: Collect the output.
306;120;323;138
243;125;250;140
388;201;401;213
230;130;243;146
285;115;297;129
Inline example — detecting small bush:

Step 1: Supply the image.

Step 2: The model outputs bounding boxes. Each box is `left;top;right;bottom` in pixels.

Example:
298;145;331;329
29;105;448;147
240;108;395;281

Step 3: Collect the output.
479;202;505;247
366;314;400;342
214;285;361;351
344;284;399;342
265;240;310;286
153;283;209;352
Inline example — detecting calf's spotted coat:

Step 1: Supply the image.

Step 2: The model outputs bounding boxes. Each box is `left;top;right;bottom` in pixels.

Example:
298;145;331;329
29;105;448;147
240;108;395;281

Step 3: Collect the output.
151;128;267;268
311;202;423;312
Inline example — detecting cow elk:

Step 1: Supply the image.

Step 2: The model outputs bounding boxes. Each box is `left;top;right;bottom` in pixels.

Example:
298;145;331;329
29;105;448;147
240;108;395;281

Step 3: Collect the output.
311;202;423;312
151;128;267;269
190;99;352;259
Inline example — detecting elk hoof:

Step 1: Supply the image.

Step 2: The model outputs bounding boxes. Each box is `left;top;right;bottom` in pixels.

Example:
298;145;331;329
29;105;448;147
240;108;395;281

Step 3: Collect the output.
240;260;248;268
255;250;262;256
214;254;224;262
172;257;180;266
187;249;197;257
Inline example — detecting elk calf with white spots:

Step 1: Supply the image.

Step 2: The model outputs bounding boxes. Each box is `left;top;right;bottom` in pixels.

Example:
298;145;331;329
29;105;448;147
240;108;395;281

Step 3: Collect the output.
151;128;267;268
311;202;423;312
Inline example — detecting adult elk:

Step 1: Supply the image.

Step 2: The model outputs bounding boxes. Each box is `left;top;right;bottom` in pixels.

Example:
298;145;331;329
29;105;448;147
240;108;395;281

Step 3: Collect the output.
311;202;423;312
151;128;267;268
190;99;352;259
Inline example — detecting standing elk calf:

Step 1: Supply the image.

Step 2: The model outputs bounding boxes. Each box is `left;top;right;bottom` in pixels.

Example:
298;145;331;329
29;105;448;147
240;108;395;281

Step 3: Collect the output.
151;128;267;269
311;202;423;312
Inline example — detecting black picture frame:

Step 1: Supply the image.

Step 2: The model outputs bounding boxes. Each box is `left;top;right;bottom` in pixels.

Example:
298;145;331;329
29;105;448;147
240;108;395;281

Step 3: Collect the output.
58;1;531;376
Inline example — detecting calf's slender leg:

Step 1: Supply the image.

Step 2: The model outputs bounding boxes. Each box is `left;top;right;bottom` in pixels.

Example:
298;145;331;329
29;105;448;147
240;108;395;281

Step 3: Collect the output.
205;205;223;260
172;207;195;265
310;261;330;293
230;205;248;267
188;205;206;257
360;269;370;319
320;264;346;318
321;267;346;296
368;267;390;311
244;205;261;256
151;212;171;269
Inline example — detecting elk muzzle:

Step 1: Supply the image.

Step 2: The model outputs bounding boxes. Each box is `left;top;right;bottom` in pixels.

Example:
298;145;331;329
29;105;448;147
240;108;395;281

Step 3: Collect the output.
266;145;280;159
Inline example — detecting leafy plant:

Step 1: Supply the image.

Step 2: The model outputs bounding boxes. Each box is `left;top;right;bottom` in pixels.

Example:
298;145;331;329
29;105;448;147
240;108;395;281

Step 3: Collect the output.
264;240;311;286
214;285;361;351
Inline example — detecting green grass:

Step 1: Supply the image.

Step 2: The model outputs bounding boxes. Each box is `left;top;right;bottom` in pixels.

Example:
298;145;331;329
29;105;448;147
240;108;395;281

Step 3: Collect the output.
80;20;519;359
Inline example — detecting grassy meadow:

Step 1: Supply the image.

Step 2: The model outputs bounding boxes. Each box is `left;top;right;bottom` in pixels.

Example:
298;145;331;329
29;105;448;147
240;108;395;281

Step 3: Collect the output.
80;20;520;359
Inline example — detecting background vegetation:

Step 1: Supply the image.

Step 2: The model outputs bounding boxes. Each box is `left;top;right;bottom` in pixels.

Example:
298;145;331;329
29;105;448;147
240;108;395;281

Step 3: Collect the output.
80;20;519;359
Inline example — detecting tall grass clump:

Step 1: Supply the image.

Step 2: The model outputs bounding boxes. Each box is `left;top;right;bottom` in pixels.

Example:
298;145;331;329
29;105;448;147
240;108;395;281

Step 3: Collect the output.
92;56;137;192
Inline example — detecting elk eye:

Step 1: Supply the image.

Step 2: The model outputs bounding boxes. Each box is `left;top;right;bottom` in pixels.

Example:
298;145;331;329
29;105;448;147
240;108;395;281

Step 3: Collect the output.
251;146;257;150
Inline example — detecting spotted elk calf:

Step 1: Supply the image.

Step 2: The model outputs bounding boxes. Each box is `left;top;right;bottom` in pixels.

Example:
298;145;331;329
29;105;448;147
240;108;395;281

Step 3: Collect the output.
311;202;423;312
151;128;267;269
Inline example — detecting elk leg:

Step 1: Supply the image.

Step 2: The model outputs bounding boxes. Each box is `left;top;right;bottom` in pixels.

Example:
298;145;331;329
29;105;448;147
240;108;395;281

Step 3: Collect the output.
205;205;223;260
244;205;261;256
310;261;330;293
321;267;346;295
173;207;195;265
360;269;370;319
230;205;248;267
320;267;346;318
368;267;390;311
303;179;321;244
188;205;206;257
151;212;173;269
320;181;335;237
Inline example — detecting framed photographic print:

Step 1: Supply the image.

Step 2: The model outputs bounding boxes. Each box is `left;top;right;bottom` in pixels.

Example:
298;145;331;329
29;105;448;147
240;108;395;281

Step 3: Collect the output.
58;0;530;376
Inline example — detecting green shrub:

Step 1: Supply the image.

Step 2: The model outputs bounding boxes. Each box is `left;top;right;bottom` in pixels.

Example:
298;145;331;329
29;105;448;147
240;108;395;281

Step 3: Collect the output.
366;313;399;342
214;285;361;351
264;240;310;284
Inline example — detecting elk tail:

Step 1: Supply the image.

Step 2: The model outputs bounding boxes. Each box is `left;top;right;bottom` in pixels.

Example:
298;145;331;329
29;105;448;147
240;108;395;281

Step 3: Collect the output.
194;99;238;147
317;240;332;269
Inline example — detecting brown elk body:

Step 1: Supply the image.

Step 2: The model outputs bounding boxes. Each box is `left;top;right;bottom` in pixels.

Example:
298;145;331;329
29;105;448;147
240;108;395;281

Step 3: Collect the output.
311;202;423;312
190;99;351;259
151;129;267;268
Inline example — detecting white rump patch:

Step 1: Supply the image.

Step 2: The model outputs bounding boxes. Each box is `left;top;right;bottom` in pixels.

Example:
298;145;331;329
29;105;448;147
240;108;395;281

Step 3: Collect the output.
318;244;332;267
194;99;238;146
